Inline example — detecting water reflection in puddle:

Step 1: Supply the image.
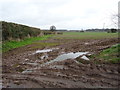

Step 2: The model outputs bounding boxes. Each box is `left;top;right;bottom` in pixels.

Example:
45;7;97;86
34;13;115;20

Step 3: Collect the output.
22;69;33;74
85;43;89;45
81;56;89;60
27;63;39;66
34;48;59;54
35;49;52;54
41;54;48;60
23;49;90;73
49;65;66;69
45;52;89;65
0;82;2;89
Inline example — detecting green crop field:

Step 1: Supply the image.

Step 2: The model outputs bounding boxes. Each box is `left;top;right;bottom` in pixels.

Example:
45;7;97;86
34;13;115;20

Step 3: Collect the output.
2;32;118;55
54;32;118;39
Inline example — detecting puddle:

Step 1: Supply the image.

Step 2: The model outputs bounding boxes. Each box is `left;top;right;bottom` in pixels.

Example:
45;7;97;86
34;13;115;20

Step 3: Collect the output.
44;52;89;65
87;53;92;56
41;54;48;60
74;60;80;64
0;82;2;89
23;51;90;73
49;65;66;69
22;69;33;74
36;49;52;54
27;63;39;66
85;43;89;45
33;48;59;54
81;56;89;60
25;59;29;61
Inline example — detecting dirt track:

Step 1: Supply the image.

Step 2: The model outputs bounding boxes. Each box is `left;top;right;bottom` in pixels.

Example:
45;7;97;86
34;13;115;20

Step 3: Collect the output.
2;37;120;88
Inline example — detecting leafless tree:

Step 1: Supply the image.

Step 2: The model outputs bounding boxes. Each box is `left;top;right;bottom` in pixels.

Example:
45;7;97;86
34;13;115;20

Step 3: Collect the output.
111;14;118;28
111;2;120;29
118;1;120;29
118;14;120;29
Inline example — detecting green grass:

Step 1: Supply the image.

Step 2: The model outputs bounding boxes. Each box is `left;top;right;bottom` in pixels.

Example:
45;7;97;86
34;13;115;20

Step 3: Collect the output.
91;44;120;64
2;35;53;52
54;32;118;39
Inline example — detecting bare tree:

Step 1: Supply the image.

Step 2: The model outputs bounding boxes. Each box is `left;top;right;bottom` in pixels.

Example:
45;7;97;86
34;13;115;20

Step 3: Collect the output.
117;1;120;31
111;2;120;29
111;14;118;28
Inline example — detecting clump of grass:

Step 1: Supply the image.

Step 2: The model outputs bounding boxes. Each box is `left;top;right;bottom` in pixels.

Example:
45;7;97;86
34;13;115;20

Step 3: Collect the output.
2;35;53;52
91;44;120;64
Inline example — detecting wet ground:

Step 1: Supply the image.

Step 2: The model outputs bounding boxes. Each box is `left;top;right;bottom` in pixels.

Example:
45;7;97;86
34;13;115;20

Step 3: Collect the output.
2;37;120;88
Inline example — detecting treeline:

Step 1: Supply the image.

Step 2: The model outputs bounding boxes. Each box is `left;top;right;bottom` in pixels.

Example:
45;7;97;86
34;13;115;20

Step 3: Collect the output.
85;28;118;33
2;21;42;41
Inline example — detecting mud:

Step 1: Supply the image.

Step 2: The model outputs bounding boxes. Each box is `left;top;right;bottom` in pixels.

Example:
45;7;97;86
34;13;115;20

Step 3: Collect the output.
2;38;120;88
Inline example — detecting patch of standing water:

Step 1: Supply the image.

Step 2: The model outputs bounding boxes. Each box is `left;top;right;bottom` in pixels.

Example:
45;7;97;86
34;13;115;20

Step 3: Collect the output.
27;63;39;66
81;56;89;60
0;80;2;89
22;51;90;73
36;49;52;54
44;52;89;65
49;65;66;69
85;43;89;45
22;69;33;74
74;60;80;64
33;48;59;54
41;54;48;60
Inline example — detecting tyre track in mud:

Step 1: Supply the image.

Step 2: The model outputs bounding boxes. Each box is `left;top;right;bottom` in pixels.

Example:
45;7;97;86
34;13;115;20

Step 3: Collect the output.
2;37;120;88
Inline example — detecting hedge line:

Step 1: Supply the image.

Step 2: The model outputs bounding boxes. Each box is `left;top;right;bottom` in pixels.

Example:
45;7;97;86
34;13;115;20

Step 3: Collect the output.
2;21;41;41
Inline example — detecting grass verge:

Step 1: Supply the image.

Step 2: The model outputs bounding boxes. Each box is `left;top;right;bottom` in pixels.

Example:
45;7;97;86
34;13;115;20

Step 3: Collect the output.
91;44;120;64
2;35;53;52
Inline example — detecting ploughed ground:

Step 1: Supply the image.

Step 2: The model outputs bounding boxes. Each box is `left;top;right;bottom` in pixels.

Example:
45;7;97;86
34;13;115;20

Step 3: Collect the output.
2;37;120;88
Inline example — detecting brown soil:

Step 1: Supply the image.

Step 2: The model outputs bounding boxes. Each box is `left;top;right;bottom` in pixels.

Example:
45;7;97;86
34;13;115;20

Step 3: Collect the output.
2;38;120;88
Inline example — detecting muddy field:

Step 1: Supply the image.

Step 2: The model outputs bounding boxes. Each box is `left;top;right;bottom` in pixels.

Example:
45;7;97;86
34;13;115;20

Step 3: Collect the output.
2;36;120;88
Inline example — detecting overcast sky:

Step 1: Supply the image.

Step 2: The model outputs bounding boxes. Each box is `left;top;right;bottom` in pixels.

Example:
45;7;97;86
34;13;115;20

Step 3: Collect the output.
0;0;119;30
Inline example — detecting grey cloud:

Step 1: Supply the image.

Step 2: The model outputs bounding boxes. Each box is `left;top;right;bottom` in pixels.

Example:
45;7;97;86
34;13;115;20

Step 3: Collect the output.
0;0;119;29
